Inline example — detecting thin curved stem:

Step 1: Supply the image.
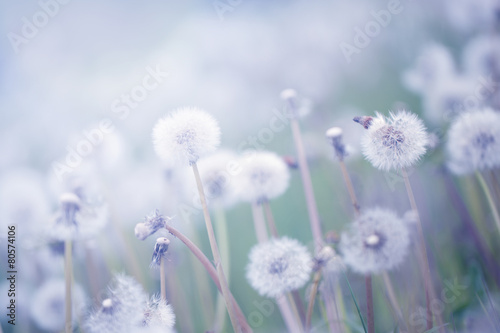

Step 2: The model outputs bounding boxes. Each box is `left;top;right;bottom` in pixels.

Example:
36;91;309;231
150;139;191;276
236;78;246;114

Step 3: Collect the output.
214;208;230;332
163;223;252;333
306;270;322;331
192;163;239;333
477;171;500;236
277;295;302;333
160;256;166;300
366;276;374;333
251;202;269;243
263;201;279;237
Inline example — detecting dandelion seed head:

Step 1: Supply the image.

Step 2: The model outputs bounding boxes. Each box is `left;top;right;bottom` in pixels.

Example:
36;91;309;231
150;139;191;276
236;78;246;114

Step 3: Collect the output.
447;108;500;174
340;208;410;274
326;127;347;160
237;151;290;203
358;111;428;171
143;294;176;329
463;35;500;77
246;237;312;298
152;107;221;165
197;150;239;208
85;274;147;333
30;279;86;332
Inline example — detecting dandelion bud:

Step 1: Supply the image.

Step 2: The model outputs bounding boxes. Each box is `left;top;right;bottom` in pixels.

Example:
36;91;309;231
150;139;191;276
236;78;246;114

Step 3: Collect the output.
353;116;373;129
151;237;170;266
326;126;347;160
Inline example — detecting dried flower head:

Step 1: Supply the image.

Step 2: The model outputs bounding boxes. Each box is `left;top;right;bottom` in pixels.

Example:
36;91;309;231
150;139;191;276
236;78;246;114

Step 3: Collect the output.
356;111;428;171
152;107;221;165
49;192;108;241
340;208;410;275
280;88;312;118
447;108;500;174
135;210;172;241
237;151;290;203
85;274;148;333
30;279;86;332
246;237;312;298
151;237;170;267
143;294;176;329
197;150;239;208
326;127;347;160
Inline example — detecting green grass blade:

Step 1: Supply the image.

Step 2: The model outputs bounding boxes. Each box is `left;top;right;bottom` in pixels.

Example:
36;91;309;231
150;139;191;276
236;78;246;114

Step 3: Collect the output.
342;272;367;333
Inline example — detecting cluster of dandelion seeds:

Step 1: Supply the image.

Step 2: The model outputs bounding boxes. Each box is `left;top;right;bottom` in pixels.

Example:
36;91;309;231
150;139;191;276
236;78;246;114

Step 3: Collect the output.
152;107;221;165
358;111;429;171
246;237;312;298
447;108;500;174
340;208;411;275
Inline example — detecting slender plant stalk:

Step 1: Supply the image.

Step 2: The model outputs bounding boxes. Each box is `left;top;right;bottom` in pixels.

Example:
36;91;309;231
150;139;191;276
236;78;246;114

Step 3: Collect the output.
263;201;279;237
290;118;324;252
192;163;240;332
489;170;500;204
251;202;269;243
84;245;101;299
381;272;406;326
365;276;374;333
64;239;73;333
163;223;252;333
160;256;167;300
338;160;361;215
401;168;434;330
277;295;302;333
306;270;323;331
165;260;195;333
214;208;230;332
476;171;500;235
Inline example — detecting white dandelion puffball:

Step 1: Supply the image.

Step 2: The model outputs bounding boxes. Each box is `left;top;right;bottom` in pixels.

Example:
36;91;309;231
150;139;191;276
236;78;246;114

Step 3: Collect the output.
197;150;240;208
237;151;290;203
340;208;410;275
447;108;500;175
30;279;86;331
246;237;312;298
143;295;176;329
152;107;221;165
360;111;428;171
85;274;148;333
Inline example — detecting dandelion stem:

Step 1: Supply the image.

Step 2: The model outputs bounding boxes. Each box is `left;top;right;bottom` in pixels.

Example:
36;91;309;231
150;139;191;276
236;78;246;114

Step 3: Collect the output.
401;168;434;330
64;239;72;333
160;256;167;300
163;223;252;333
489;170;500;204
291;118;323;252
338;160;361;216
306;270;322;332
476;171;500;236
192;163;240;333
381;272;406;328
214;208;230;332
365;275;374;333
277;295;302;333
263;201;279;237
251;202;269;243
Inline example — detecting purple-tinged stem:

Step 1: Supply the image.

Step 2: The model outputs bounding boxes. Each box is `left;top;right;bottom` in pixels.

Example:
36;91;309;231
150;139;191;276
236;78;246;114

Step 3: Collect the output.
251;203;269;243
64;239;72;333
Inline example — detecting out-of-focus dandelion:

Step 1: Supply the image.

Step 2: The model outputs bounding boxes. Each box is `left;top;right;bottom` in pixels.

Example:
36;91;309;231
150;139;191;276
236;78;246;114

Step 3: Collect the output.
30;279;86;332
85;275;148;333
448;108;500;235
143;294;176;329
246;237;312;298
340;208;410;274
152;108;240;332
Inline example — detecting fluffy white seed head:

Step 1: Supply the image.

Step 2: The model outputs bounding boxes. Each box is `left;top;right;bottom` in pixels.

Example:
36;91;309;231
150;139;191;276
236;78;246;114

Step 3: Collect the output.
447;108;500;174
152;107;221;165
197;150;240;208
143;294;176;329
30;279;86;332
85;274;148;333
463;35;500;77
359;111;428;171
134;210;171;241
340;208;410;275
237;151;290;203
246;237;312;298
